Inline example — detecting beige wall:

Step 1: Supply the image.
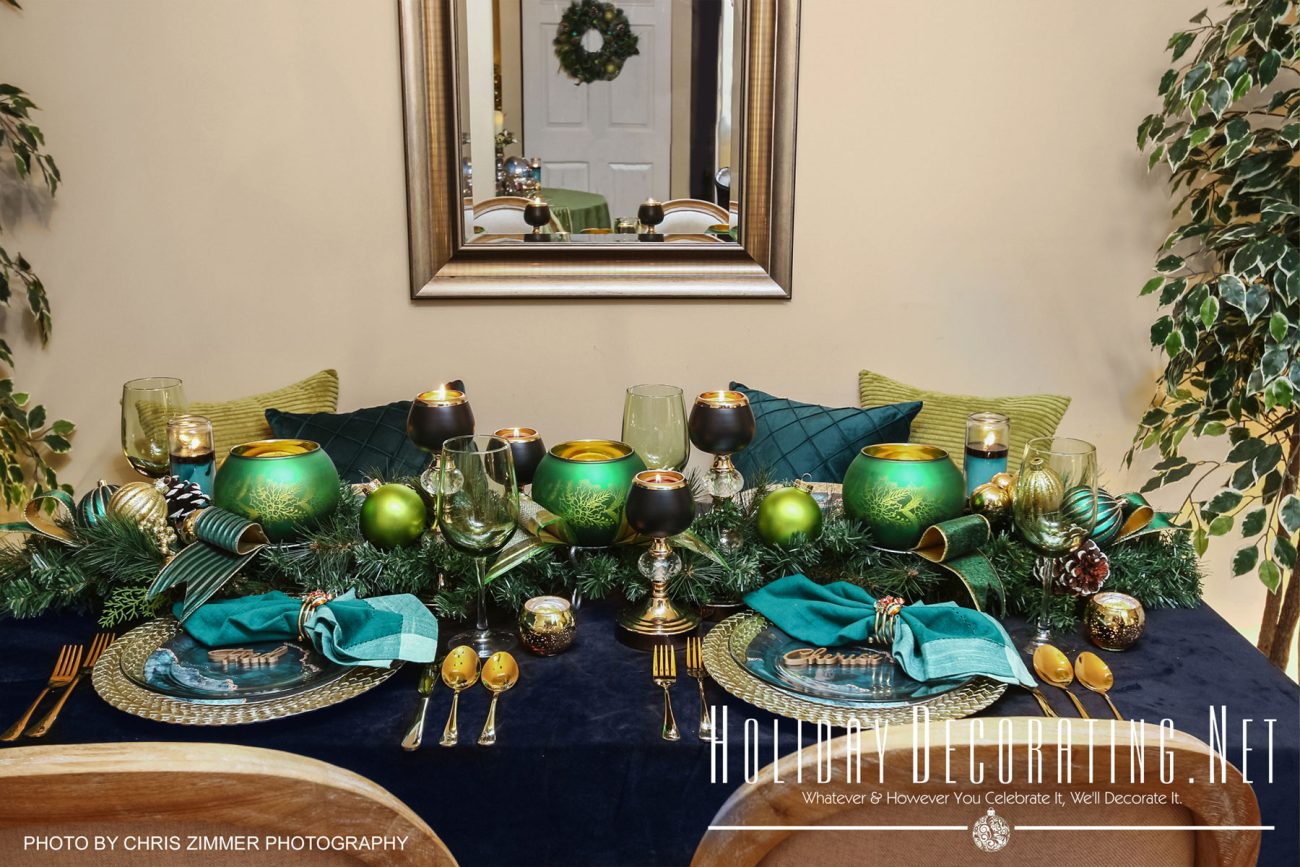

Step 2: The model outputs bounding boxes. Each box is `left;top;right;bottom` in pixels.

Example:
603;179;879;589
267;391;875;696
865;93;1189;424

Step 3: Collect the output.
1;0;1270;646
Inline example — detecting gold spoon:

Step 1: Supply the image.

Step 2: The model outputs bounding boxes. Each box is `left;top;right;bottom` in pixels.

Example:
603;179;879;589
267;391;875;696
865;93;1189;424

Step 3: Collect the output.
1075;651;1122;720
477;651;520;746
1032;644;1090;718
439;646;480;747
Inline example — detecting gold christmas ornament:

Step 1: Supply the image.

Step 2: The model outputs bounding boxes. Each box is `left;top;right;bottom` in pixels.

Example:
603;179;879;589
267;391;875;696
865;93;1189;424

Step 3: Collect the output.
990;471;1015;491
1015;459;1065;513
108;481;169;527
968;481;1013;522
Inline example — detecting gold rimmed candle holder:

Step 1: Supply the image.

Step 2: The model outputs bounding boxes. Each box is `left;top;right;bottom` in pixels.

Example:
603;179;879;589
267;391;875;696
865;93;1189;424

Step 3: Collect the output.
493;427;546;488
618;470;699;639
688;390;756;552
406;386;475;499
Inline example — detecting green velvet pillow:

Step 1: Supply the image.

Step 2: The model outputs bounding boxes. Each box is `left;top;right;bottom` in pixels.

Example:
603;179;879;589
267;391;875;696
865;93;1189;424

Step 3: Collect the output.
729;382;922;483
857;369;1071;470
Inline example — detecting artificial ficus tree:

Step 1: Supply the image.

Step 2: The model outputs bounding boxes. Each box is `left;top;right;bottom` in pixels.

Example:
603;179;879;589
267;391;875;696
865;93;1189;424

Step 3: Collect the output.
0;0;74;508
1128;0;1298;669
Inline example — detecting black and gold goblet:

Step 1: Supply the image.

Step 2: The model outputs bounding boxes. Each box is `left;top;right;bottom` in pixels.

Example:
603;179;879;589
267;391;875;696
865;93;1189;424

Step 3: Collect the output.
618;470;699;637
406;385;475;496
493;427;546;488
637;198;665;242
523;196;552;242
688;390;756;500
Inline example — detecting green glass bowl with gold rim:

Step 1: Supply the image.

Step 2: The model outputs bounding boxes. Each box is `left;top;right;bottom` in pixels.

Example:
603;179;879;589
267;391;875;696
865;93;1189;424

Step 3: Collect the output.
842;443;965;551
213;439;341;542
530;439;646;547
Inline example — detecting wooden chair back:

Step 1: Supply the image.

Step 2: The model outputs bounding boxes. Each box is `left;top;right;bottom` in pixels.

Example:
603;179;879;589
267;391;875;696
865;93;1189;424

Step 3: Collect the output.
0;742;456;866
694;717;1259;867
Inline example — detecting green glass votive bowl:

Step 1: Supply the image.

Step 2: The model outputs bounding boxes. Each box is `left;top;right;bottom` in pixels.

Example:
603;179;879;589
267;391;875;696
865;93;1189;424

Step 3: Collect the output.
529;439;646;547
213;439;341;542
842;443;965;551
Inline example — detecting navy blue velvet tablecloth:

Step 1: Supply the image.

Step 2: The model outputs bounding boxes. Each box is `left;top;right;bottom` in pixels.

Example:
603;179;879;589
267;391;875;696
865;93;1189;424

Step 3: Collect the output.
0;602;1296;867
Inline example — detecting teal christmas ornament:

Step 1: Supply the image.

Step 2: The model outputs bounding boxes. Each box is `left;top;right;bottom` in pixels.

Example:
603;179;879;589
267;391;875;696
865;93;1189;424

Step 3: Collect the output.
76;481;119;528
1062;485;1123;547
756;481;824;548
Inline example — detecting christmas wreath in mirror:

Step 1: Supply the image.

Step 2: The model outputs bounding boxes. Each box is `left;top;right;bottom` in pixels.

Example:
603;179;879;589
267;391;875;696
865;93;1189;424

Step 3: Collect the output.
554;0;640;84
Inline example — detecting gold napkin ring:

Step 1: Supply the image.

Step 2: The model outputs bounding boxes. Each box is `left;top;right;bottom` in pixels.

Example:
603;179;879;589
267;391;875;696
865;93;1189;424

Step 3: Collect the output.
872;596;905;645
297;590;334;641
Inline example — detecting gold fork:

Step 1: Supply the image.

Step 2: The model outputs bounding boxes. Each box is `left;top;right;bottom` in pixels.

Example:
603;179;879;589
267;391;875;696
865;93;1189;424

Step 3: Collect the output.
684;636;713;740
27;633;114;738
652;644;680;741
1;644;83;742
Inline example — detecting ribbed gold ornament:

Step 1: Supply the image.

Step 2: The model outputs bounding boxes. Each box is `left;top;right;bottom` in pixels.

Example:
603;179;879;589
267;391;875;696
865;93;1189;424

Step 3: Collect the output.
107;481;169;526
1015;458;1065;513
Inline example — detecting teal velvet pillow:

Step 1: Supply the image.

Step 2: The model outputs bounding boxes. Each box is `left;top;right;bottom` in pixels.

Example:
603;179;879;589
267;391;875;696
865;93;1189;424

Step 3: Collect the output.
265;401;427;484
266;381;465;484
729;382;922;483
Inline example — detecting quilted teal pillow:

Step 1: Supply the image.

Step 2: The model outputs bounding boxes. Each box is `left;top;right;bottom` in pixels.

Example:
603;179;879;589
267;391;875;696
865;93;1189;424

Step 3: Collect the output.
729;383;922;483
265;402;426;484
266;381;465;484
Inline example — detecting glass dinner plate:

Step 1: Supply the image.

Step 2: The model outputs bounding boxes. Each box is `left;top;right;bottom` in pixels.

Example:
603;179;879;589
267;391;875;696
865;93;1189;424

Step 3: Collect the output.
121;629;348;706
727;614;968;708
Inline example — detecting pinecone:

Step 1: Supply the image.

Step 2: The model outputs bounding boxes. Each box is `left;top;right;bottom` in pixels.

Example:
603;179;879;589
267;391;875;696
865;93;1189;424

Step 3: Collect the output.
1056;538;1110;596
159;475;211;522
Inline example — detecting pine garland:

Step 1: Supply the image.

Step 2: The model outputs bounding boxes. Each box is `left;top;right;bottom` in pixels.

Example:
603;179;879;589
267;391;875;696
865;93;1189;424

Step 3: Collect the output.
0;478;1202;629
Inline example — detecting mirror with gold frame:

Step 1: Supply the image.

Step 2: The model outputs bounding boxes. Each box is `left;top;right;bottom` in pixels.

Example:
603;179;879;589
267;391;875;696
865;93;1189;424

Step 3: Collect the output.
399;0;799;298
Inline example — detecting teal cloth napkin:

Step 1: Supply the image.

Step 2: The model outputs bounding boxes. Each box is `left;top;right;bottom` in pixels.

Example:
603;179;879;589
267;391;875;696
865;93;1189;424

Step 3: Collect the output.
744;574;1035;688
176;590;439;667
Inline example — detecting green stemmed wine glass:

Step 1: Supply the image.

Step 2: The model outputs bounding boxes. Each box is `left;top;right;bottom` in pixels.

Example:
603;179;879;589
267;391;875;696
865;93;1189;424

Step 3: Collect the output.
439;435;520;658
1013;437;1098;654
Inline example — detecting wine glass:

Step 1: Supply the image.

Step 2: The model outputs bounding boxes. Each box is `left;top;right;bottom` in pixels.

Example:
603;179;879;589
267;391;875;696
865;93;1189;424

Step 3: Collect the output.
121;377;187;477
1013;437;1098;653
439;434;520;658
621;384;689;470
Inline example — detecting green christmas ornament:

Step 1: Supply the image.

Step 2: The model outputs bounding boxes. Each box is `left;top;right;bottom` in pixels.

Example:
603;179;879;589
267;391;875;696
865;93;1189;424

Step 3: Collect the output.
1062;485;1124;547
756;481;824;548
359;484;427;549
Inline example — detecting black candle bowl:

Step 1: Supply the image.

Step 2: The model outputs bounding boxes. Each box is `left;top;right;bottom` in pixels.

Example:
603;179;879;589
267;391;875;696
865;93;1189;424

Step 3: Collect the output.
625;470;695;539
406;387;475;453
494;427;547;488
687;390;756;456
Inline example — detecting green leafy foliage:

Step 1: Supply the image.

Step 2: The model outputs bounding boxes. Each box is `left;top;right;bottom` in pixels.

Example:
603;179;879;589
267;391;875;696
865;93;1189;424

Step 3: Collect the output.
1128;0;1299;596
0;6;73;508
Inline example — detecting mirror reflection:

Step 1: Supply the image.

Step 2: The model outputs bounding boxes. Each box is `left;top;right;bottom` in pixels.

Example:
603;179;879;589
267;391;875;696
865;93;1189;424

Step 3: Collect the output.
455;0;740;245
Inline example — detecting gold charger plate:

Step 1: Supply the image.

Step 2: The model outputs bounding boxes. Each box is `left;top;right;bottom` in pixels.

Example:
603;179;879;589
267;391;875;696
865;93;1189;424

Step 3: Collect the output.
703;612;1006;728
93;618;398;726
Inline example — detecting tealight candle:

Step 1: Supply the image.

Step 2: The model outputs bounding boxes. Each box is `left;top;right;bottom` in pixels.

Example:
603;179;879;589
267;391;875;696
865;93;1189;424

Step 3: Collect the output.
964;412;1010;496
167;415;216;494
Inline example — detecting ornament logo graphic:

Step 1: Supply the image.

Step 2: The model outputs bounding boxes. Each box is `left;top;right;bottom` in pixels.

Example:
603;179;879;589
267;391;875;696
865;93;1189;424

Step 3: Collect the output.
970;808;1010;852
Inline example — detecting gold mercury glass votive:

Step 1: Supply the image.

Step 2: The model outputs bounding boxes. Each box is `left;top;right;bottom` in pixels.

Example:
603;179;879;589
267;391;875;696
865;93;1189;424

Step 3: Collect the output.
1084;592;1146;651
518;596;576;656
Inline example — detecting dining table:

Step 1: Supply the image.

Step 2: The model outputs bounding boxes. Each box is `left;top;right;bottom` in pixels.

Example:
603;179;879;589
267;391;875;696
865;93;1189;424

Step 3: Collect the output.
541;187;611;234
0;600;1295;866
